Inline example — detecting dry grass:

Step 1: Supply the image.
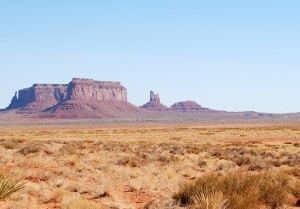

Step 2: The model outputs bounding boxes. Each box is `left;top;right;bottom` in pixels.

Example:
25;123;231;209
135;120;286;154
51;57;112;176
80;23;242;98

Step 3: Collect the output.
173;171;298;209
61;197;108;209
0;170;25;201
0;124;299;208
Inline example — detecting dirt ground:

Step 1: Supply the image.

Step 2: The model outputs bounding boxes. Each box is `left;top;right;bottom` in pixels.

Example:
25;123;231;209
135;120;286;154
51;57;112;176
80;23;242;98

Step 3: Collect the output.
0;123;299;209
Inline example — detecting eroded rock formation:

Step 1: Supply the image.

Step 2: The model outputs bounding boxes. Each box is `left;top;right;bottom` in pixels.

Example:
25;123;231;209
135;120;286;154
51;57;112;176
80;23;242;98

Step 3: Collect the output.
170;101;214;112
6;78;134;117
7;84;68;111
141;91;169;111
4;78;221;119
66;78;127;101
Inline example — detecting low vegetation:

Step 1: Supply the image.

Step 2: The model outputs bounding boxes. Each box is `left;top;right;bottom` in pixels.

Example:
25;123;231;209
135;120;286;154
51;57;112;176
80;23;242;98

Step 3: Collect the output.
173;171;299;209
0;170;25;201
61;197;108;209
0;125;299;208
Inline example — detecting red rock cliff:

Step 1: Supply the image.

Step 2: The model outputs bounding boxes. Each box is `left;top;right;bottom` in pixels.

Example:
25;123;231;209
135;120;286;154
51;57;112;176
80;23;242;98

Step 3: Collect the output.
7;78;128;112
67;78;127;101
7;84;68;110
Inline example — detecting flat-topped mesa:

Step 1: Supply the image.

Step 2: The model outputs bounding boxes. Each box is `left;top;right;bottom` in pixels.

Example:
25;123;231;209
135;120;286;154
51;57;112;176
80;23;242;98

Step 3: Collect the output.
72;78;121;86
67;78;127;101
7;84;68;110
72;78;94;82
6;78;128;112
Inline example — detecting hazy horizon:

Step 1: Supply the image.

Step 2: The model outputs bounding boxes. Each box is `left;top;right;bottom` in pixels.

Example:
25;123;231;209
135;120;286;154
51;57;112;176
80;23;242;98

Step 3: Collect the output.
1;1;300;113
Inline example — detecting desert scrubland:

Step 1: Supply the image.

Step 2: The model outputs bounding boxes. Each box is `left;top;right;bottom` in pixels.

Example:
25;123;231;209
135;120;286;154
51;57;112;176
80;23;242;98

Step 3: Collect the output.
0;123;300;209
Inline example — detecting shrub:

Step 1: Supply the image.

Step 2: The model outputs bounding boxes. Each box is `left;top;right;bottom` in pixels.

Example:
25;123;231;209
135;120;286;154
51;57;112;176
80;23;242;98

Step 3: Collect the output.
2;141;16;149
173;170;298;209
0;170;25;200
18;142;43;155
293;143;300;147
198;160;207;168
247;160;266;171
1;138;25;149
284;167;300;178
231;155;250;166
191;189;228;209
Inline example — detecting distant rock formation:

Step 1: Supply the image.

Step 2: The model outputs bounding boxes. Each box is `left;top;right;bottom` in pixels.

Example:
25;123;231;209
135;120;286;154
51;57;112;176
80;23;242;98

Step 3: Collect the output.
170;101;216;112
7;84;68;112
150;90;160;103
6;78;138;118
141;91;169;111
3;78;224;120
66;78;127;101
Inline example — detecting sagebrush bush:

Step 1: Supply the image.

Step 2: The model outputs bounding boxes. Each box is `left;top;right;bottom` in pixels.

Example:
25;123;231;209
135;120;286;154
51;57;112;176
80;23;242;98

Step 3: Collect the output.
173;170;298;209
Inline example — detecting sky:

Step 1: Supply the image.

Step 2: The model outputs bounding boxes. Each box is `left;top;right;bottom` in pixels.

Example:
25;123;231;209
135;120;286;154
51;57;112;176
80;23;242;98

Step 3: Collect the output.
0;1;300;113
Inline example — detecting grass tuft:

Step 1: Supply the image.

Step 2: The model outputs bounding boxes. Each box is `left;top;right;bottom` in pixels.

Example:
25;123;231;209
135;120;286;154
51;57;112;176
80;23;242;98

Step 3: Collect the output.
0;170;26;201
173;170;298;209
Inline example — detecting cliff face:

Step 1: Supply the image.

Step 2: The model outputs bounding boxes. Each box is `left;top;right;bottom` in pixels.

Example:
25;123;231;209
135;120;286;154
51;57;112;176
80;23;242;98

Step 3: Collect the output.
4;78;221;119
6;78;128;114
67;78;127;101
7;84;68;110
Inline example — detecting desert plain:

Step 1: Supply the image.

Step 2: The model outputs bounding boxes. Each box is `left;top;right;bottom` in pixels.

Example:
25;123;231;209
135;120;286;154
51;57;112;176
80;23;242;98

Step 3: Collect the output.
0;121;300;209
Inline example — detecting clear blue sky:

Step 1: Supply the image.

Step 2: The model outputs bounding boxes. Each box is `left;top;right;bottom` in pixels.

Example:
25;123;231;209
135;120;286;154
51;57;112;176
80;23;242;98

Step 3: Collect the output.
1;1;300;113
